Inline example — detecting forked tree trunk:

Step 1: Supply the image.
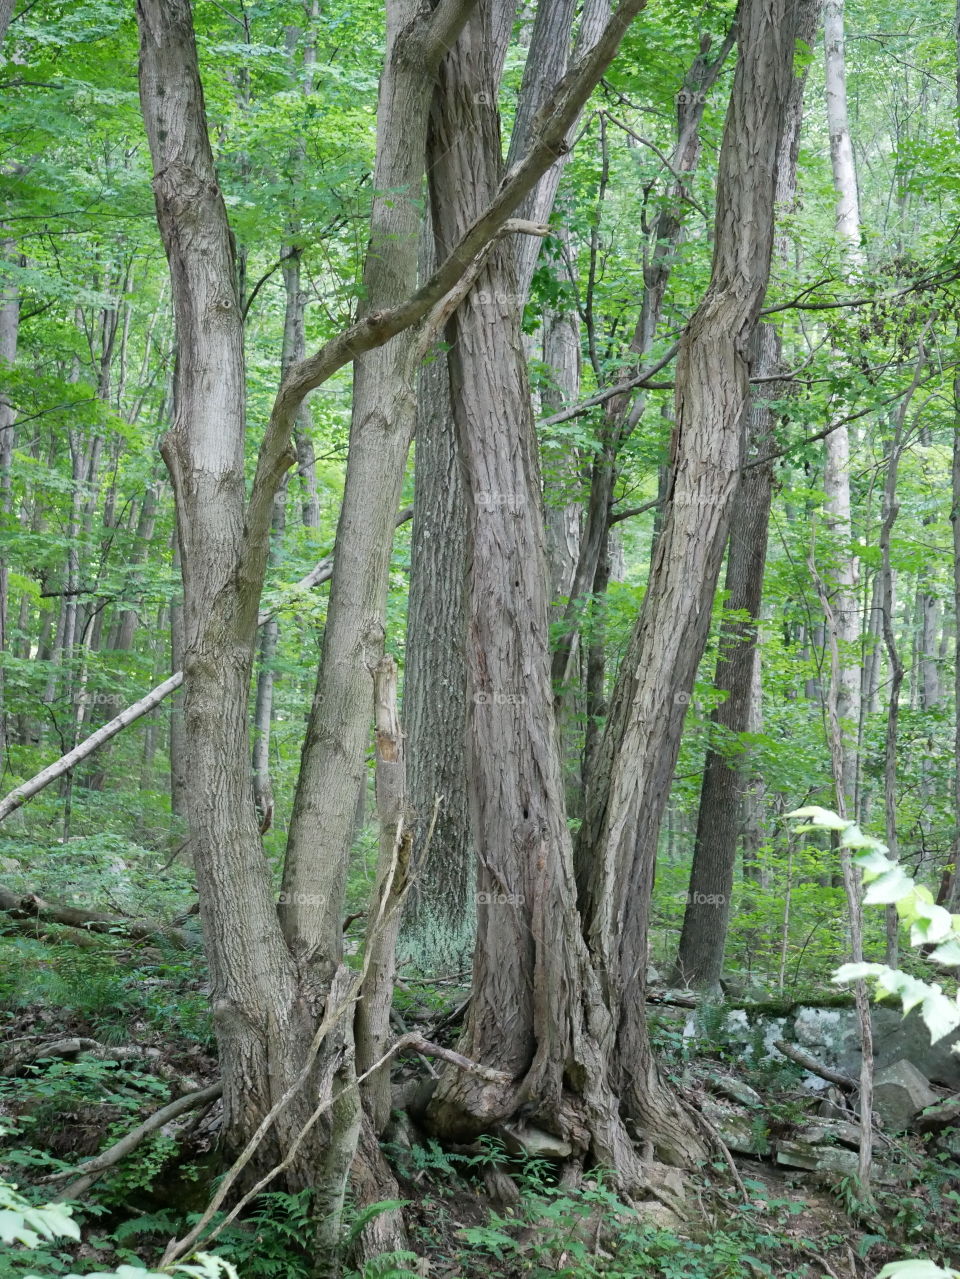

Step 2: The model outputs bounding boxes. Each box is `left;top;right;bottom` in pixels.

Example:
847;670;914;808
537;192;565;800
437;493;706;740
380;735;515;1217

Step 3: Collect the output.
578;0;796;1156
422;0;658;1188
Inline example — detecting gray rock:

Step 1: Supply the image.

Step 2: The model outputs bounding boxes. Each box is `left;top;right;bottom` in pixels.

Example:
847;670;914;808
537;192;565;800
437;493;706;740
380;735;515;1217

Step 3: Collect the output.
795;1117;862;1149
701;1096;768;1155
706;1074;763;1108
500;1124;572;1159
914;1096;960;1134
775;1140;859;1176
872;1060;938;1131
634;1201;683;1231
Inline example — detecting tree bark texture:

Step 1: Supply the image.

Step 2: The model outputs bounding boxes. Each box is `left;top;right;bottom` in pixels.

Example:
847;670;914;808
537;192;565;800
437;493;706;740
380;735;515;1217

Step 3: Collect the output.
577;0;796;1151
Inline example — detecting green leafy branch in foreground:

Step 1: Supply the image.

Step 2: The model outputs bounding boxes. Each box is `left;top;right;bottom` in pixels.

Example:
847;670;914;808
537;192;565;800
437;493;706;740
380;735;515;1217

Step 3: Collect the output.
788;806;960;1279
0;1172;236;1279
787;805;960;1045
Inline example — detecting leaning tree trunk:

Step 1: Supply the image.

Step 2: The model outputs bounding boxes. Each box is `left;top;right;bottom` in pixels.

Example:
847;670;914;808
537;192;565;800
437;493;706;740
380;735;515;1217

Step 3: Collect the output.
670;331;779;993
578;0;796;1154
136;0;314;1186
422;0;660;1189
671;0;823;991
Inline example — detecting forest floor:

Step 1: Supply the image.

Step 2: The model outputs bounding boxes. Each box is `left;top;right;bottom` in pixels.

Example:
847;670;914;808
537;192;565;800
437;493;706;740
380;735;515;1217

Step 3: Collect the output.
0;942;958;1279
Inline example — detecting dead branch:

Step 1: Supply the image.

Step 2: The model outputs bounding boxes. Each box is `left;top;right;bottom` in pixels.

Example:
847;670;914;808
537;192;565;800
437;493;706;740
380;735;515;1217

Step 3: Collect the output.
772;1039;857;1091
0;508;412;825
0;886;194;950
44;1082;223;1201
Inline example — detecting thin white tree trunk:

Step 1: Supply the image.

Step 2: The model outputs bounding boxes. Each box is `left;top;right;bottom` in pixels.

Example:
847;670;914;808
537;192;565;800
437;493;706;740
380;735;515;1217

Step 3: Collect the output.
823;0;863;813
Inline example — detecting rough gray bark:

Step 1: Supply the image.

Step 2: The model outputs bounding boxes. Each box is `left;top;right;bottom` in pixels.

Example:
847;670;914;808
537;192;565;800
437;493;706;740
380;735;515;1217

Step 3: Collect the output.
0;0;14;48
671;0;823;991
402;0;615;970
671;329;779;992
421;0;661;1188
577;0;796;1154
402;216;475;972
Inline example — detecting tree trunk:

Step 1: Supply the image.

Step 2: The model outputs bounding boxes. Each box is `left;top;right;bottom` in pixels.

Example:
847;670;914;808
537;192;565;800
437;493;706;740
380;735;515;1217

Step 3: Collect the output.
0;0;15;47
671;0;823;991
402;0;606;970
823;0;863;814
422;0;656;1189
137;0;311;1182
402;215;475;972
671;328;778;992
577;0;796;1154
0;244;19;764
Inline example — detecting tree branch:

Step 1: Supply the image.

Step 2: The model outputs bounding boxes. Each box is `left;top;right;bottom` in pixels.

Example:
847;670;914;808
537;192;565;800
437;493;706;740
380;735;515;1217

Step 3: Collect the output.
0;508;413;823
0;886;194;950
243;0;649;565
46;1083;222;1201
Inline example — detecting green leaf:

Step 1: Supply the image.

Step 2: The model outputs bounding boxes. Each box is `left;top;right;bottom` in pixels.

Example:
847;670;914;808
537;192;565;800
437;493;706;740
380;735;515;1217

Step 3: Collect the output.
842;826;889;854
833;962;885;983
785;806;853;830
929;938;960;967
863;867;915;905
877;1262;960;1279
920;989;960;1045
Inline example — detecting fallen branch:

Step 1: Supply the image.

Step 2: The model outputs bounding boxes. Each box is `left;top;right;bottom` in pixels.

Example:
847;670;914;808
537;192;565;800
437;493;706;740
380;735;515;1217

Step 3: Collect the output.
0;507;413;825
772;1039;857;1092
44;1082;223;1201
0;915;104;948
0;886;194;950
